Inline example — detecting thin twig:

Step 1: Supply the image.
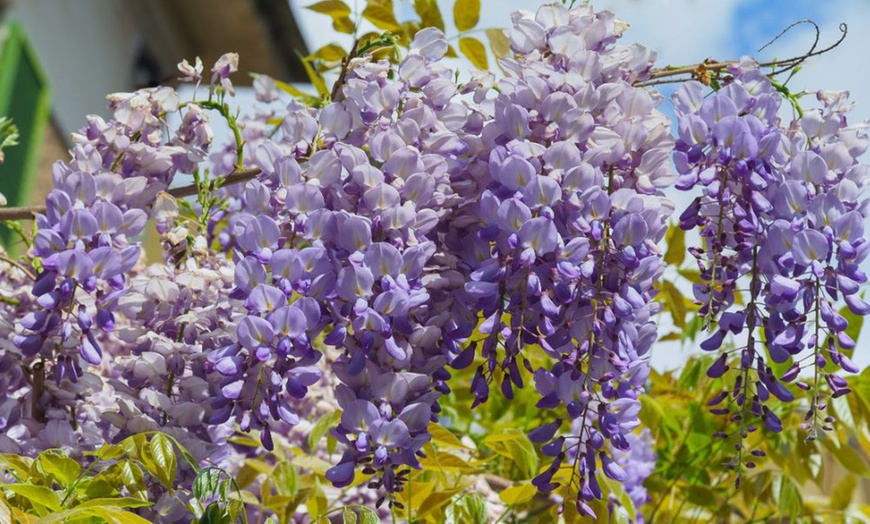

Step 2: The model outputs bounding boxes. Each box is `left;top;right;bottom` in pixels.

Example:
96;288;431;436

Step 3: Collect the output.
635;20;847;87
0;167;262;221
0;252;36;280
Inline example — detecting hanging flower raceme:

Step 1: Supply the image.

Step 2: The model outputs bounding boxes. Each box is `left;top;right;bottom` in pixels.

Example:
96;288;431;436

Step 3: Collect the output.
673;60;870;480
436;3;674;517
202;27;487;497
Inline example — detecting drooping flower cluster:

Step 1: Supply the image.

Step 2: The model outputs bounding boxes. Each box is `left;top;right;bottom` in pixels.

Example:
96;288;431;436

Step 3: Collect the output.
201;27;491;496
674;60;870;467
434;4;674;517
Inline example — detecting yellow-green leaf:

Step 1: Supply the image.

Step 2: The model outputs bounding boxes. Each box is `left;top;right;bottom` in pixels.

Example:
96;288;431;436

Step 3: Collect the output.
273;461;299;498
76;498;153;510
420;451;482;474
0;454;34;479
118;461;146;500
429;422;472;449
459;37;488;70
81;506;153;524
309;411;342;452
498;481;537;505
272;79;320;107
663;224;686;266
292;455;333;476
148;434;177;490
333;15;356;34
414;0;445;31
486;28;511;59
306;0;351;17
453;0;480;32
831;474;857;510
415;487;465;519
483;429;538;478
824;439;870;477
38;452;80;488
306;478;329;519
661;280;687;329
1;484;61;512
310;44;348;62
362;0;402;32
342;506;379;524
299;56;330;99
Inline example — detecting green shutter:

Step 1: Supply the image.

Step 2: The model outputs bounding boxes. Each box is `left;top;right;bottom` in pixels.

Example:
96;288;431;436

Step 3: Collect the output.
0;22;51;245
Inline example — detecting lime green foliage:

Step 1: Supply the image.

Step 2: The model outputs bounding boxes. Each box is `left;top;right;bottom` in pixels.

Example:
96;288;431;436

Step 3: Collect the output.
0;434;168;523
0;115;18;165
295;0;498;105
642;356;870;522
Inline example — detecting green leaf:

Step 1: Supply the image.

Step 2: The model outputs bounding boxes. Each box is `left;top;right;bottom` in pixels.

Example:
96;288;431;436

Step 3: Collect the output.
0;116;19;165
362;0;401;32
118;461;146;500
342;506;379;523
775;476;803;519
309;410;342;452
199;502;228;524
305;0;351;17
37;452;81;487
453;0;480;32
1;484;61;512
227;499;245;522
450;493;488;524
193;468;222;500
498;481;536;505
831;474;857;511
76;497;154;510
459;37;488;70
0;454;34;479
306;478;329;519
148;434;177;490
663;224;686;266
486;28;511;60
273;461;299;498
413;0;445;31
483;429;538;478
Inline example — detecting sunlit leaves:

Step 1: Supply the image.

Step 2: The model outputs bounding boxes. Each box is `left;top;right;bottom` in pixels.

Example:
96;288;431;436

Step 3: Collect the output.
459;37;488;69
306;0;355;33
498;481;536;505
486;28;511;59
362;0;402;32
414;0;445;31
149;434;177;491
342;506;379;524
663;224;686;266
453;0;480;32
483;430;538;479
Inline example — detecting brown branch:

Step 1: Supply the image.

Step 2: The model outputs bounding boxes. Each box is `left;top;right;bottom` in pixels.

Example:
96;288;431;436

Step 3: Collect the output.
0;167;262;221
330;39;359;102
